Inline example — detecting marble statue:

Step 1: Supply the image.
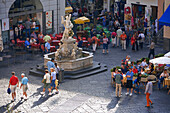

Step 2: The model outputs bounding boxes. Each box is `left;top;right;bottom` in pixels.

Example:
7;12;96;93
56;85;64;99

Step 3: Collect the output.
61;14;74;41
55;14;82;60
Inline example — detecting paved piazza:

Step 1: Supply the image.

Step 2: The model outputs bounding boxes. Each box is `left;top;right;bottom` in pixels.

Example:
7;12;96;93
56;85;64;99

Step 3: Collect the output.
0;45;170;113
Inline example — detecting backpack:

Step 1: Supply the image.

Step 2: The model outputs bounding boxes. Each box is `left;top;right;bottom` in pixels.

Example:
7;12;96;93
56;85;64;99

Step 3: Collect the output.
112;35;115;39
139;35;142;40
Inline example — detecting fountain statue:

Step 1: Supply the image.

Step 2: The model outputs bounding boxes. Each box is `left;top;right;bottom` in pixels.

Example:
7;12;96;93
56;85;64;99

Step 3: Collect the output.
44;14;93;71
55;14;82;60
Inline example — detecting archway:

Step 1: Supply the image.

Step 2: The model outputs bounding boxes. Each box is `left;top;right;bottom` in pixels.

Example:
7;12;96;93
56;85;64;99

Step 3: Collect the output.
8;0;44;40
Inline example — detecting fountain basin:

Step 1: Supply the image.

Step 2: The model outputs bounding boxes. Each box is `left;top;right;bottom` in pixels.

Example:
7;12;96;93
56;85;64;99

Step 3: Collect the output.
44;51;93;71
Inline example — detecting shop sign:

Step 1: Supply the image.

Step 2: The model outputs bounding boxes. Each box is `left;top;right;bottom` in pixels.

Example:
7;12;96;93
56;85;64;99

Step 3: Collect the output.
2;18;9;31
46;11;53;29
17;6;35;12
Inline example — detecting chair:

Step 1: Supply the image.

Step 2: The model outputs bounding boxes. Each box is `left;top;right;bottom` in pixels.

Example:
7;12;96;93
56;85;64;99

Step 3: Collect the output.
147;75;158;89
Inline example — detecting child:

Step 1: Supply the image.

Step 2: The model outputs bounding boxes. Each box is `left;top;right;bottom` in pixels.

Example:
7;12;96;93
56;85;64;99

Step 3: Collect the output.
134;73;141;94
145;79;153;108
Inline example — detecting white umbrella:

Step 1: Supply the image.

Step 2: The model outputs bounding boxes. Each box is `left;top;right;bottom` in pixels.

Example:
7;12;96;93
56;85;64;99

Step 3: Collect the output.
149;57;170;64
164;52;170;57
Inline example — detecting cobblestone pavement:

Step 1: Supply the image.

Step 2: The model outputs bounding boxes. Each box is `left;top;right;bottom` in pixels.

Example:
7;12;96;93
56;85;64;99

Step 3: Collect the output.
0;45;170;113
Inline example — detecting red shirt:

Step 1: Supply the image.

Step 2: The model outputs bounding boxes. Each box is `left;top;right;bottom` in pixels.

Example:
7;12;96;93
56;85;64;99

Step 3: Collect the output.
9;75;19;85
120;34;127;40
133;69;138;74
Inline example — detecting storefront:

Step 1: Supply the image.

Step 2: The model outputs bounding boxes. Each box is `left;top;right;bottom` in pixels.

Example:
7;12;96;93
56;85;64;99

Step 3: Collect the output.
125;0;158;29
0;0;65;46
8;0;44;40
114;0;126;25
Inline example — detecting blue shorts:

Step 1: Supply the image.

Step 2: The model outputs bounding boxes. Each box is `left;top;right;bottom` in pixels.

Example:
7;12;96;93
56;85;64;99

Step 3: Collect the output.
103;44;108;50
50;80;56;87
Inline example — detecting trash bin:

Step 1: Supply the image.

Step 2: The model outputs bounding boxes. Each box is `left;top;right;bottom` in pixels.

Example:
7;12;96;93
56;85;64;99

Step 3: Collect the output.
58;68;64;82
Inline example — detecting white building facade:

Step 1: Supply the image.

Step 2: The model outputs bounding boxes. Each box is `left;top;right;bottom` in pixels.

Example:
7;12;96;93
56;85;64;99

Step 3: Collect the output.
0;0;65;45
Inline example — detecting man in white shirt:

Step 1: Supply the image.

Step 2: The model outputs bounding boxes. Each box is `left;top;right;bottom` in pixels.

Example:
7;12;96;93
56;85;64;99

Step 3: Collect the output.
116;27;122;47
140;58;148;68
138;32;145;49
55;63;60;79
41;70;52;95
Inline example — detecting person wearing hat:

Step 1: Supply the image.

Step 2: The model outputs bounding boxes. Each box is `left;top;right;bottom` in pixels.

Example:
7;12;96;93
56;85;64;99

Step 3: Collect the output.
8;72;19;102
41;70;52;95
50;68;59;94
20;73;28;100
125;68;134;96
115;69;123;97
145;79;153;108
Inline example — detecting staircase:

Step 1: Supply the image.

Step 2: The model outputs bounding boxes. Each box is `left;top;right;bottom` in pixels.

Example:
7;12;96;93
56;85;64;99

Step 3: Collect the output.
29;61;108;79
154;27;164;47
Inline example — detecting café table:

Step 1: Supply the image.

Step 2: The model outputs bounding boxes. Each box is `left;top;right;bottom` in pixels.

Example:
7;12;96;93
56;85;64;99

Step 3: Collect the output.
52;40;60;46
163;78;170;88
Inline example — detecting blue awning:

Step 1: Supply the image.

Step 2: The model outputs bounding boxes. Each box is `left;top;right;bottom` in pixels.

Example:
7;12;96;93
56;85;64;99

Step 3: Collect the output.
159;5;170;27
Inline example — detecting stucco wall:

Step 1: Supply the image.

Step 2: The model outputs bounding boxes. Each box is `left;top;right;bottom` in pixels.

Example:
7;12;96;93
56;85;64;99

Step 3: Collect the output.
164;0;170;39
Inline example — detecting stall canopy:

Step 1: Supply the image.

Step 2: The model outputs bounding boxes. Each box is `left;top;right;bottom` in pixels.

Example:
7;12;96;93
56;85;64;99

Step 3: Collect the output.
164;51;170;57
65;6;73;13
74;16;90;24
159;5;170;27
149;57;170;64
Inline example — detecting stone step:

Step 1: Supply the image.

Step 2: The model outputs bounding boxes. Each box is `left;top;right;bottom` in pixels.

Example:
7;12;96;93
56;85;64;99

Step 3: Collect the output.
64;64;107;79
64;61;101;76
29;69;44;77
29;62;107;79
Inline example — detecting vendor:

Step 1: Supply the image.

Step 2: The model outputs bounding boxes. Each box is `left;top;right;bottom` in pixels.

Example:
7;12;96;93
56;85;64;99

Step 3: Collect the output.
158;69;169;90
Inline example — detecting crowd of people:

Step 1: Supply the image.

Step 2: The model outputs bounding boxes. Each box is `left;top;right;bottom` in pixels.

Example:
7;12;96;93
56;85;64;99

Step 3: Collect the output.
71;7;157;57
111;55;170;107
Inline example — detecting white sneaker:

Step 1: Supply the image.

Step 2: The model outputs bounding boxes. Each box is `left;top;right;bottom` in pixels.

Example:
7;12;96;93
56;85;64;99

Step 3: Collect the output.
48;92;52;96
125;92;129;96
129;93;132;96
40;92;45;95
119;95;122;98
24;96;27;100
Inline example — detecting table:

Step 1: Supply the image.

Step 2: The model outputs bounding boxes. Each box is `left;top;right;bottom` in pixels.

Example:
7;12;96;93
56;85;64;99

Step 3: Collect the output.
50;46;56;52
57;35;63;40
52;40;60;46
163;78;170;88
82;40;88;48
31;44;40;49
17;41;25;47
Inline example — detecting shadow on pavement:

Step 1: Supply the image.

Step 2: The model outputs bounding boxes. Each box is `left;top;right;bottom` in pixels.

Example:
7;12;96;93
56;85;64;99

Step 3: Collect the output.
0;102;11;113
107;97;120;111
31;93;55;108
29;86;43;98
12;100;25;110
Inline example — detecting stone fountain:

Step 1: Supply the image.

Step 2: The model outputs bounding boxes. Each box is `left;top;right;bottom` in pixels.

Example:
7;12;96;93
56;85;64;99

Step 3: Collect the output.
30;14;107;79
44;14;93;71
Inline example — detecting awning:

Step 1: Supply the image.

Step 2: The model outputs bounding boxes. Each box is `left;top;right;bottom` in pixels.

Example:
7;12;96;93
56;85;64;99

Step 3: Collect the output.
74;16;90;24
159;5;170;27
65;6;73;13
